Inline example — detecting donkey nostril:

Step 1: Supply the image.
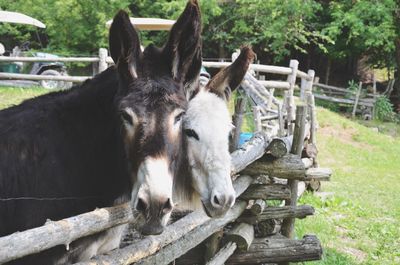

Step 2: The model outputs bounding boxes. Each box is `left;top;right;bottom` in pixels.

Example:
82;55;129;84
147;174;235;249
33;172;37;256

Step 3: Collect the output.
213;195;221;206
228;195;235;207
162;198;173;214
136;197;148;213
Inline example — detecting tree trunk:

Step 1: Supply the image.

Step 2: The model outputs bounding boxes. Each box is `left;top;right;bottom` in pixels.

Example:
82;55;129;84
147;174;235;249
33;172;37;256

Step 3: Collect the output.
325;57;331;85
393;38;400;111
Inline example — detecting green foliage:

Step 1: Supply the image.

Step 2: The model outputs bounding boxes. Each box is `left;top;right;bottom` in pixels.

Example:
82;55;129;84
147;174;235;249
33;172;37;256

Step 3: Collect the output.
1;0;399;71
374;96;397;122
202;0;331;61
345;80;359;99
319;0;397;67
0;0;131;55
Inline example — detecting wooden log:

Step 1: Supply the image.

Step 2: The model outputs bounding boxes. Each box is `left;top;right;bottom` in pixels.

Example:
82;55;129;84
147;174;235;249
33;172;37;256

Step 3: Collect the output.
0;72;90;83
250;199;266;215
281;105;307;239
352;82;362;118
305;143;318;158
76;175;254;265
230;94;247;152
245;74;281;106
313;82;354;93
266;136;293;158
253;106;262;132
305;167;332;181
260;114;279;121
224;223;254;252
297;70;313;81
204;231;224;263
0;203;133;264
98;48;108;73
226;235;322;264
278;103;285;137
297;181;307;198
285;60;299;134
306;93;318;167
266;88;275;110
0;55;100;62
255;219;280;237
134;201;248;265
237;205;314;225
302;158;313;169
202;61;292;76
240;184;291;201
205;242;237;265
306;179;321;192
258;80;290;90
242;154;305;180
313;94;374;107
231;132;270;175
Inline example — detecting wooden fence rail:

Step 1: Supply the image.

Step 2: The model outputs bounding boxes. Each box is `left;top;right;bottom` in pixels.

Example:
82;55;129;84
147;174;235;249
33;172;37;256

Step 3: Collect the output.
1;49;312;85
313;81;378;119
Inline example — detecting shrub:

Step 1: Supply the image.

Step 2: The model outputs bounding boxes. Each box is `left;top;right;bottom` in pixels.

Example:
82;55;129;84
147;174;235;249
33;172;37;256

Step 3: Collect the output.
374;96;396;122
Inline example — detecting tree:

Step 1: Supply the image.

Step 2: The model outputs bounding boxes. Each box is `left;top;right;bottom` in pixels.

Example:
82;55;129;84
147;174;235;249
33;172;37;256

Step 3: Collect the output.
201;0;330;62
0;0;130;55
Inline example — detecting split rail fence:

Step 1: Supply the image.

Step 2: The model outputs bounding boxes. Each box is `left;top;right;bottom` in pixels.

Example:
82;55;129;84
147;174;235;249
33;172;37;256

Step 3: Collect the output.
312;80;382;119
0;50;332;264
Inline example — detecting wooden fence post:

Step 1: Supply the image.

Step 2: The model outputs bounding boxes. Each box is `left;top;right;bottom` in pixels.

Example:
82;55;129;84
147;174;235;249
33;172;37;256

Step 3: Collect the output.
98;48;108;73
372;75;377;120
230;93;247;152
281;105;307;239
253;106;262;132
352;82;362;118
285;60;299;135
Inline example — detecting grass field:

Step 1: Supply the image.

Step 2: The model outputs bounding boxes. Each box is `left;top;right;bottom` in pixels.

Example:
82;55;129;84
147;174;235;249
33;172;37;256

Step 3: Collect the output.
0;86;399;264
296;108;400;265
0;86;49;109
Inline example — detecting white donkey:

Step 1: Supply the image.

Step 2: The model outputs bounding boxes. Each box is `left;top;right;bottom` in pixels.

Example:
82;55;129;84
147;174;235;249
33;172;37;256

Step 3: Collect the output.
176;46;255;217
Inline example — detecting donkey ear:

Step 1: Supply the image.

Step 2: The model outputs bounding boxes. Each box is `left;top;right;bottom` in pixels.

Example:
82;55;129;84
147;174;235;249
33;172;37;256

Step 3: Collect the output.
205;46;255;101
163;0;202;89
109;10;142;81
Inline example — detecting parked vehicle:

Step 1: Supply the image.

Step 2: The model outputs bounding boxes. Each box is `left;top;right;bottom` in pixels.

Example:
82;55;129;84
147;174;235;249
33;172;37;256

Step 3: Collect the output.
0;11;71;89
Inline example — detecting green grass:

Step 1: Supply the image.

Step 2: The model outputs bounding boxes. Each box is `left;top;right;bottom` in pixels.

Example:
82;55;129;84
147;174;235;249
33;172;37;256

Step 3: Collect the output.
296;107;400;265
0;86;49;109
1;87;399;264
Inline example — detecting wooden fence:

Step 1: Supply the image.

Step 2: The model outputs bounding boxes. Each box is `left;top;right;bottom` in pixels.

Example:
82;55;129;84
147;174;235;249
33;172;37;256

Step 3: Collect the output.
0;55;332;265
313;81;379;119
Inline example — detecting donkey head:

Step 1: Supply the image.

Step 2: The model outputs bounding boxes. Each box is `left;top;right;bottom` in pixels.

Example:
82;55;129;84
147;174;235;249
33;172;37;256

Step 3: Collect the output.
182;47;255;217
109;0;201;235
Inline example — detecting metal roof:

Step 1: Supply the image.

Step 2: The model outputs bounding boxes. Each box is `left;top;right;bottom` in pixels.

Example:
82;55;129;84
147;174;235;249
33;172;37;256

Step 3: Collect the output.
106;17;175;31
0;11;46;28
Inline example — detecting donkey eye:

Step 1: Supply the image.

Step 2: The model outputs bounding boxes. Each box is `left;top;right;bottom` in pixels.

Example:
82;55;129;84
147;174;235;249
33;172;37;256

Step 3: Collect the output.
184;129;199;140
174;112;185;124
121;111;133;125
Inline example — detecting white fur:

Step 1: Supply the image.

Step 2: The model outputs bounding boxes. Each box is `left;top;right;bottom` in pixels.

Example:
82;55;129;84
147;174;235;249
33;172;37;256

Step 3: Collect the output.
182;90;235;209
134;157;174;209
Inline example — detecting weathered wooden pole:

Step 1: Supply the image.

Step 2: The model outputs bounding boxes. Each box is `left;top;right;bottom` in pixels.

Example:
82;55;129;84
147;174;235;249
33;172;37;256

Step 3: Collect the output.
204;231;224;263
230;92;247;152
285;60;299;135
281;105;307;239
98;48;108;73
205;241;237;265
253;106;262;132
352;81;362;118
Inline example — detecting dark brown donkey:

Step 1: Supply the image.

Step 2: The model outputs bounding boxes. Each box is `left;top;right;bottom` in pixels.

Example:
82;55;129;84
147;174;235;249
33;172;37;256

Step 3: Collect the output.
0;1;202;264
